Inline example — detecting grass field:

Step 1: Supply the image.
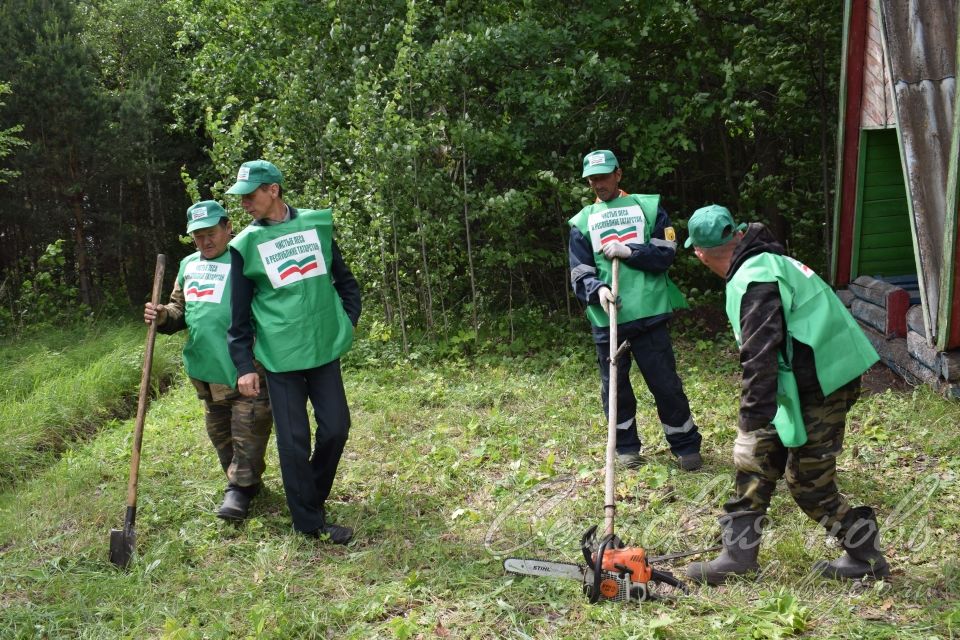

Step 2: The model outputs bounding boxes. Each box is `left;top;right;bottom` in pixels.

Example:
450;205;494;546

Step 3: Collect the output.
1;315;959;638
0;323;181;489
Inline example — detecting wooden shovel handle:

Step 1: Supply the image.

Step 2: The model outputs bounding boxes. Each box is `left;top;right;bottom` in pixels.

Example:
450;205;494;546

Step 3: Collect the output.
126;254;166;510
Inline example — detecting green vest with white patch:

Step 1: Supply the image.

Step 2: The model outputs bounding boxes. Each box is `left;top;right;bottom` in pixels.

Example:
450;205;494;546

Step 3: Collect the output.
229;209;353;372
177;251;238;386
569;193;687;327
726;252;878;396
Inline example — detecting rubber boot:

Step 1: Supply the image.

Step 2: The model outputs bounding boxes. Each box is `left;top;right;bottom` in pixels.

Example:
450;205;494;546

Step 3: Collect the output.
686;510;764;585
216;483;260;521
814;506;890;580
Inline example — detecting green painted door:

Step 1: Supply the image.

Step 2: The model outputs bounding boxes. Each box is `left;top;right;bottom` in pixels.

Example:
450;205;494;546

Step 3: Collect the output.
852;128;916;278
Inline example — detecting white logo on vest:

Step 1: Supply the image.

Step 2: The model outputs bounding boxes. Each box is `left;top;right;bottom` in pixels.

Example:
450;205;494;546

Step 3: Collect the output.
785;256;815;278
256;229;327;289
587;205;646;254
183;261;230;304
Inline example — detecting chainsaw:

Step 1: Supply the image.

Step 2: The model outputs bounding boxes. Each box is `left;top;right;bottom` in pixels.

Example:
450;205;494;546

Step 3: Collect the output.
502;259;708;603
504;525;713;602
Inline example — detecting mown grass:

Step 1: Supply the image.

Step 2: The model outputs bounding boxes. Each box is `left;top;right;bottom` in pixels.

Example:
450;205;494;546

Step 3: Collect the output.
1;315;960;638
0;322;181;489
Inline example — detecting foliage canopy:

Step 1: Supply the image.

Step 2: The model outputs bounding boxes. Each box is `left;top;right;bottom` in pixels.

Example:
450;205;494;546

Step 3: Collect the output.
0;0;842;338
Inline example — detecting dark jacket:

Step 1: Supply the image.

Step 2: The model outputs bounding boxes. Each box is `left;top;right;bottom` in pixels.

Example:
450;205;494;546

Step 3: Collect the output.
569;199;678;343
228;206;362;377
727;223;831;432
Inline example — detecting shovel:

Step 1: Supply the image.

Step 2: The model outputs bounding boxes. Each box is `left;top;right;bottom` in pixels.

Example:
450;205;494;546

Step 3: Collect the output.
110;254;165;568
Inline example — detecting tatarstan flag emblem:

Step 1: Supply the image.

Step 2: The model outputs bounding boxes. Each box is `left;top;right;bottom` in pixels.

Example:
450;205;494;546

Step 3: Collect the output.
278;256;319;280
185;281;216;297
599;227;639;245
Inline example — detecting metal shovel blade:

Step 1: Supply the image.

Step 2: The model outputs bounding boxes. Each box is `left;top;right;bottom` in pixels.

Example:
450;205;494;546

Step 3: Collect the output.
109;525;135;568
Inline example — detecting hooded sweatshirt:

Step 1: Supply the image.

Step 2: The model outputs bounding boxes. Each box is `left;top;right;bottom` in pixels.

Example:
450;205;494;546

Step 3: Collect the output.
726;223;857;432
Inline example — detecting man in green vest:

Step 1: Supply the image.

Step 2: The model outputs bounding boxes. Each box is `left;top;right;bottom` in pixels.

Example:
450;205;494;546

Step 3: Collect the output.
226;160;360;544
568;150;703;471
684;204;890;584
144;200;273;521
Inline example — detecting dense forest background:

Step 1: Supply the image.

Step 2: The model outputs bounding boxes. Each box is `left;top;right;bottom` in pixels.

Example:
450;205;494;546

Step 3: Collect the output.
0;0;842;343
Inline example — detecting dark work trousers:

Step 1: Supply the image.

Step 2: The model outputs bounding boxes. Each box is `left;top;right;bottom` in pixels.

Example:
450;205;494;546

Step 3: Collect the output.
265;359;350;533
596;321;701;457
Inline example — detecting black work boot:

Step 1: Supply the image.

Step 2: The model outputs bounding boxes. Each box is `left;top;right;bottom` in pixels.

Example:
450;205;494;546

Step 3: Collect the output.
216;483;260;521
687;510;764;585
814;507;890;580
310;523;353;545
678;452;703;471
305;506;353;545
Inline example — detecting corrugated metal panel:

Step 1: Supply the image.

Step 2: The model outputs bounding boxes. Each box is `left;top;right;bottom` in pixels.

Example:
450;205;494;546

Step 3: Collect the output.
944;66;960;350
880;0;957;343
861;0;896;128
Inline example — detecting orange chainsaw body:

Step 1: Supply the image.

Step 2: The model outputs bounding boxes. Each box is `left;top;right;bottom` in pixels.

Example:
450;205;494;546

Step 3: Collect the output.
594;547;652;583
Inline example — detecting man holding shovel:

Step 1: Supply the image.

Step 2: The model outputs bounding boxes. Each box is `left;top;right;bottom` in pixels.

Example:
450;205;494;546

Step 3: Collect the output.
226;160;360;544
568;150;703;471
144;201;273;521
684;204;890;584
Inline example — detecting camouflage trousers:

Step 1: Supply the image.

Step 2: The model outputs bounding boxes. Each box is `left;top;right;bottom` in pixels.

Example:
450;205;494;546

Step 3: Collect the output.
724;379;862;533
191;375;273;488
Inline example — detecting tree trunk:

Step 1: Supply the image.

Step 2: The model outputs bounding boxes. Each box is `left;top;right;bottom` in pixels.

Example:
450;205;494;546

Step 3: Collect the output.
556;199;572;318
390;197;409;354
406;76;434;333
71;194;92;307
118;180;129;303
438;283;450;342
413;159;434;333
508;267;514;343
462;87;479;336
818;46;832;269
378;225;394;324
719;121;739;207
755;116;787;247
147;172;157;255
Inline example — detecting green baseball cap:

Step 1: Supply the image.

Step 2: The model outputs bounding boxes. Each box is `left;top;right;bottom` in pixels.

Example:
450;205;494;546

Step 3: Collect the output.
684;204;746;248
186;200;228;234
581;150;619;178
225;159;284;195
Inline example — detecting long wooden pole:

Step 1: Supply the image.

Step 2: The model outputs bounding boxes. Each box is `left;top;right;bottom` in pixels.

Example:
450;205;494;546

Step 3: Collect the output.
125;255;165;520
604;258;620;537
111;254;164;568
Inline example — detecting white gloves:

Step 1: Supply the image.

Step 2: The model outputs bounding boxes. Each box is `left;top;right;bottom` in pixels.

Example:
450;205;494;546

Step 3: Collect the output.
597;287;617;314
601;241;631;260
733;430;763;473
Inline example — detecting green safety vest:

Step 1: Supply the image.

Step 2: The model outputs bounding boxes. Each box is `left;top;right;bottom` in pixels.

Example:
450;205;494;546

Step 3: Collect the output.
726;252;879;446
569;193;687;327
177;251;238;387
229;209;353;373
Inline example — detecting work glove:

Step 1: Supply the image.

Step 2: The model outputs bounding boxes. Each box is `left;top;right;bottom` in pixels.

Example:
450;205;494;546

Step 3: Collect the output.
597;286;618;315
601;241;631;260
733;430;763;473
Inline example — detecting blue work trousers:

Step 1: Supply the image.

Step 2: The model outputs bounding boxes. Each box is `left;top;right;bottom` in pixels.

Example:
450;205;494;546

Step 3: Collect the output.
596;322;701;457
